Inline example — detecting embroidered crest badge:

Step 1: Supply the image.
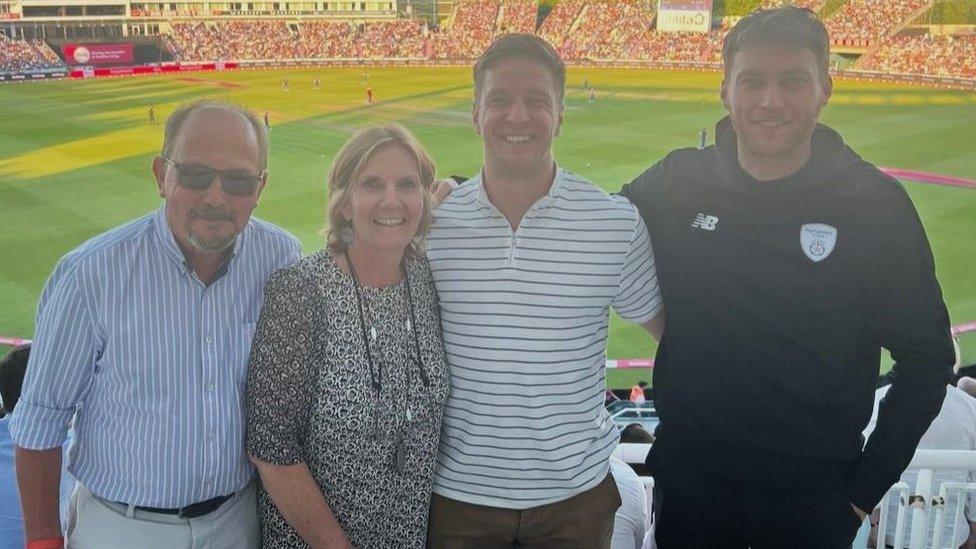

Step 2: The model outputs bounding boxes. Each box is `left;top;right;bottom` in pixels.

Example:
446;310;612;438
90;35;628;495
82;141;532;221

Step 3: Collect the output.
800;223;837;263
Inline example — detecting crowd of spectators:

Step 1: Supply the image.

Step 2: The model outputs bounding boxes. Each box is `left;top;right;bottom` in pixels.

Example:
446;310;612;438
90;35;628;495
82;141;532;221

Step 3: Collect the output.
430;0;500;59
860;33;976;79
537;0;585;50
632;28;725;64
10;0;963;82
497;0;537;35
760;0;825;9
297;21;357;59
0;35;64;74
168;21;300;61
359;20;427;59
559;0;655;60
168;19;430;61
825;0;931;47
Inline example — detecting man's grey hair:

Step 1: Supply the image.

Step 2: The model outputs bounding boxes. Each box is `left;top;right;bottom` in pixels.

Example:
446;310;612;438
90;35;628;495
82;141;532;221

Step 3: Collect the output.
161;100;269;170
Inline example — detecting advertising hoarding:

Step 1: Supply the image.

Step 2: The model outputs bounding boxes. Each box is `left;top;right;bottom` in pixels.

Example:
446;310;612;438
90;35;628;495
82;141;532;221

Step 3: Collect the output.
63;43;133;66
657;0;713;33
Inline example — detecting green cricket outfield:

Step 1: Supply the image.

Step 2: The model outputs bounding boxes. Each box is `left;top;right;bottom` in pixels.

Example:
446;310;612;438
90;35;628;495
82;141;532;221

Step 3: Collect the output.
1;66;974;388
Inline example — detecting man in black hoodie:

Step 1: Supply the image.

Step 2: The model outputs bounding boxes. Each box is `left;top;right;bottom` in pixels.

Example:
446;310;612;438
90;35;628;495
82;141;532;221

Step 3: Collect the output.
620;7;955;548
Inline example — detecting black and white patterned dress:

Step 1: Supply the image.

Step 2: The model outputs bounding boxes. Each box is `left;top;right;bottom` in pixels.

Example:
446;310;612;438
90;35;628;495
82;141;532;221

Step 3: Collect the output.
245;249;450;549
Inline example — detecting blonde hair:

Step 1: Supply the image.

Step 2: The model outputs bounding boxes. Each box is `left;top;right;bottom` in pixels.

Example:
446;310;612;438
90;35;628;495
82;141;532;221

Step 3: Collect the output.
325;124;436;256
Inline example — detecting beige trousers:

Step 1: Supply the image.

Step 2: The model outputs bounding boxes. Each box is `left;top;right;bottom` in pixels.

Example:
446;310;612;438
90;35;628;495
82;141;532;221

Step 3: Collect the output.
65;481;259;549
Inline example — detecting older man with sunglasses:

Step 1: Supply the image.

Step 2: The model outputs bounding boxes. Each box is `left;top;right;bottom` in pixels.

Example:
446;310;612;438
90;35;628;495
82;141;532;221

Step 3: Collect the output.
11;101;300;549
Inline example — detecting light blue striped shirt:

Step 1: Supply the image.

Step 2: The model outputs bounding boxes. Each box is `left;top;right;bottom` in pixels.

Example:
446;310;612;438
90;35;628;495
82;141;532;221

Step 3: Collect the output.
10;206;300;507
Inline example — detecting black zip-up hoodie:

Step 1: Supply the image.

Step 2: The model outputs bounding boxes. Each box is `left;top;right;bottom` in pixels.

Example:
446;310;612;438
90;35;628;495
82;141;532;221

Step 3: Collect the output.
620;117;954;512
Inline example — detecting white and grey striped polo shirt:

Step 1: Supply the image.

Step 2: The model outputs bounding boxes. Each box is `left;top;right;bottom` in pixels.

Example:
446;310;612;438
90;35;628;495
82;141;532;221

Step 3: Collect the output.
427;167;663;509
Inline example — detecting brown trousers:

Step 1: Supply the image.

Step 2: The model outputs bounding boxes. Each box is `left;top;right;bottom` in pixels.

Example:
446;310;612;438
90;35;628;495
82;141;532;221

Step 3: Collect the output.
426;473;621;549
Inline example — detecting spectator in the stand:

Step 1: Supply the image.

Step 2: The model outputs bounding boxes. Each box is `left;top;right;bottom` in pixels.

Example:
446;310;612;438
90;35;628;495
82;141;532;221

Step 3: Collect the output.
0;35;63;75
11;101;301;548
629;381;648;404
620;423;654;477
245;124;449;548
620;423;655;445
958;376;976;398
864;380;976;548
862;33;976;79
610;456;647;549
825;0;927;47
0;344;74;549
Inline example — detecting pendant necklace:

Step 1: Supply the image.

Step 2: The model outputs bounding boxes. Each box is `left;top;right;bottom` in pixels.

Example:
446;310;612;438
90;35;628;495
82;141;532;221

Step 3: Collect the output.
346;251;428;474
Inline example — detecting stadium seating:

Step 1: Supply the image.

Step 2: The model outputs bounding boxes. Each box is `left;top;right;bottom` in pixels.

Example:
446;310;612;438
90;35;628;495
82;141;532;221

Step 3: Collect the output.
297;21;357;59
632;27;726;64
0;35;63;74
825;0;932;47
559;0;655;61
860;33;976;79
5;0;972;83
430;0;500;59
537;0;586;51
497;0;537;35
167;20;299;61
359;20;428;59
759;0;826;9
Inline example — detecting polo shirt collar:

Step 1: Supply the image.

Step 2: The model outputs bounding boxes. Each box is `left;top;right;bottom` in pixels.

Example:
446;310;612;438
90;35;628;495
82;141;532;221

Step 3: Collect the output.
474;164;566;208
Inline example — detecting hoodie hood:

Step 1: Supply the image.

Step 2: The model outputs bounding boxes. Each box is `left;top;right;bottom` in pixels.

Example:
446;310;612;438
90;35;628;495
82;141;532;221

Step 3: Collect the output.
714;116;863;193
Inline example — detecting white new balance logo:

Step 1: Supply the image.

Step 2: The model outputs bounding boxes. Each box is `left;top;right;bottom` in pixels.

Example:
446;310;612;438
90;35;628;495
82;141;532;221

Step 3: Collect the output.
691;213;719;231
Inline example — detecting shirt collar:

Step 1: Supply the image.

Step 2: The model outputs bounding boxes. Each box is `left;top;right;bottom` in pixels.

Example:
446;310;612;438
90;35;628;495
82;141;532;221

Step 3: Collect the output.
474;164;565;207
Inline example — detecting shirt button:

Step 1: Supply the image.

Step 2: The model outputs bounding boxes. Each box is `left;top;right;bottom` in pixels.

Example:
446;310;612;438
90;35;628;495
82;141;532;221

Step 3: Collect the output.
204;336;213;344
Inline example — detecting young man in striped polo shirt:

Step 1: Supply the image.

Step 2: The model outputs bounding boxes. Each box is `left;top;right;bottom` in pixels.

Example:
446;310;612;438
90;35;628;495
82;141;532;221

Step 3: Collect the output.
426;34;665;548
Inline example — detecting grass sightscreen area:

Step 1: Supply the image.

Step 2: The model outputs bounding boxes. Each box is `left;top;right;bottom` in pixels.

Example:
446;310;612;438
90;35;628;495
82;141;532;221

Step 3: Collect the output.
1;66;974;389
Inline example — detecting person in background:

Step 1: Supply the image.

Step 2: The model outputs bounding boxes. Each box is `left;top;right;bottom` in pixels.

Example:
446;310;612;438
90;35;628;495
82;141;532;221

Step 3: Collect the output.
610;455;647;549
0;344;75;549
629;381;648;404
865;335;976;548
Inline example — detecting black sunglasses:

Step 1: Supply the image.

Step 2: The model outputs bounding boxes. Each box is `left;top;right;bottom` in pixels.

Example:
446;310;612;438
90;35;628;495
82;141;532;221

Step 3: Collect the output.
161;156;265;196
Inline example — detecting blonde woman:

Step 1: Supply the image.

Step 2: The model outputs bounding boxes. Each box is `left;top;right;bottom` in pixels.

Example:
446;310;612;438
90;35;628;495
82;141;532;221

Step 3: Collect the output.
245;124;450;548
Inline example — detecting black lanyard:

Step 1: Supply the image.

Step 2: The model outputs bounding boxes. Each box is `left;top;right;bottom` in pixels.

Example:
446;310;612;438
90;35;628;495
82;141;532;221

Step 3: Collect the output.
346;252;429;396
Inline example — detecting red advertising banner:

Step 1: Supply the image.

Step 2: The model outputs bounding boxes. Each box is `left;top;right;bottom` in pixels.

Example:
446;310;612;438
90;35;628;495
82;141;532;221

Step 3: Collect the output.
63;43;133;66
68;62;239;79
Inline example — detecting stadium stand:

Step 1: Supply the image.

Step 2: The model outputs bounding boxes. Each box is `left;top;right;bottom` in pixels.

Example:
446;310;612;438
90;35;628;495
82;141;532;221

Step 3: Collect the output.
359;20;428;59
430;0;500;59
167;20;298;61
632;27;726;63
297;21;358;59
559;0;655;61
825;0;933;47
537;0;586;51
760;0;826;9
2;0;975;83
860;32;976;79
0;35;64;74
497;0;538;35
